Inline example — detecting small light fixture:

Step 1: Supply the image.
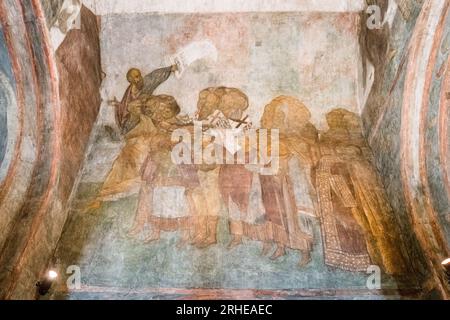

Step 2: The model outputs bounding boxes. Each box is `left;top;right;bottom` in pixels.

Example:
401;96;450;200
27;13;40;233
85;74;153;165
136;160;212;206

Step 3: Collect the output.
36;270;58;296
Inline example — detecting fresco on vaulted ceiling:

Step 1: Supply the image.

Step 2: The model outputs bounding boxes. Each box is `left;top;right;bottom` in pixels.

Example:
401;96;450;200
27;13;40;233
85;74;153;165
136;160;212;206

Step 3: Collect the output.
51;11;415;299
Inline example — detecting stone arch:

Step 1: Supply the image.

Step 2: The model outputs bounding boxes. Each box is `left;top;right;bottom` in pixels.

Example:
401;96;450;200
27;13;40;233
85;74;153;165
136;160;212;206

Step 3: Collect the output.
399;0;450;297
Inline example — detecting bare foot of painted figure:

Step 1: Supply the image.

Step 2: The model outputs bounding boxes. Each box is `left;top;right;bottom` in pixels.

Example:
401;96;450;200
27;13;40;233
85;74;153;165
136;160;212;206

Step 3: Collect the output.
260;242;273;256
143;230;160;243
270;245;286;260
227;235;243;249
298;250;312;267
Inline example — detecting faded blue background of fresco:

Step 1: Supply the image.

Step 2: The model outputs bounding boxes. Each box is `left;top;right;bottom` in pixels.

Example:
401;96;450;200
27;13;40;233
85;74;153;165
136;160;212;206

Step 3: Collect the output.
0;28;14;166
53;185;399;299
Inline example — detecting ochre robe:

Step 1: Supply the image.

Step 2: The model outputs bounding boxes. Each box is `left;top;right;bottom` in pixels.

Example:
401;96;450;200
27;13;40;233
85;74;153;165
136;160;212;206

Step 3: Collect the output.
99;67;173;201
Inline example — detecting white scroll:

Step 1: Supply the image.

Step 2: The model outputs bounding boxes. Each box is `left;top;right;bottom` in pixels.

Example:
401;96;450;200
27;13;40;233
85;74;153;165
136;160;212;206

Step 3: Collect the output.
166;40;218;78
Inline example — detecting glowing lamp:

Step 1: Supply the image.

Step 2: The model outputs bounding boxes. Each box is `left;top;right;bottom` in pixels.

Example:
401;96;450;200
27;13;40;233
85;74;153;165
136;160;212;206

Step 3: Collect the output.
36;270;58;296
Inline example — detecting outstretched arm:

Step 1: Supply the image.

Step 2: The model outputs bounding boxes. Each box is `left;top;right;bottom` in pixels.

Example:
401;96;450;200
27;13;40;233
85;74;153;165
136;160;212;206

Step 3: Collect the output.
142;65;176;95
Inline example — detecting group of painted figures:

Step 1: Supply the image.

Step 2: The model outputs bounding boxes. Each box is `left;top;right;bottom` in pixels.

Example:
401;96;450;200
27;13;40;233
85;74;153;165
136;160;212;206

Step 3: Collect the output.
87;64;409;274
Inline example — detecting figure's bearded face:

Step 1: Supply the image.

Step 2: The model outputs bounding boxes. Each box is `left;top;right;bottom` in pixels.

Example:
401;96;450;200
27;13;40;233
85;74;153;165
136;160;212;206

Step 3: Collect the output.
128;69;144;90
133;74;144;90
153;105;176;122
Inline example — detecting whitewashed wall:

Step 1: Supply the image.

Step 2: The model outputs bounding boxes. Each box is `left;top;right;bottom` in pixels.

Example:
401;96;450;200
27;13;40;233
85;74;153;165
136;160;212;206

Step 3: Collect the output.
98;12;362;130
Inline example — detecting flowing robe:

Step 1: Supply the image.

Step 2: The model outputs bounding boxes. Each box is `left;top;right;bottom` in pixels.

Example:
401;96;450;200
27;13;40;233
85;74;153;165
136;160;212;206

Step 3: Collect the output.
98;67;173;201
116;66;172;133
313;153;371;272
219;139;312;252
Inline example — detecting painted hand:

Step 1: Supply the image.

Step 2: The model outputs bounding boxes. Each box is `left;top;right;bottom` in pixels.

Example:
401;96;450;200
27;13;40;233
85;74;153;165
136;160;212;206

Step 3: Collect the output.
108;96;119;107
